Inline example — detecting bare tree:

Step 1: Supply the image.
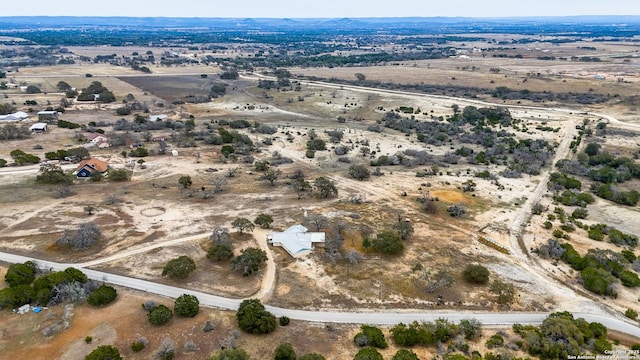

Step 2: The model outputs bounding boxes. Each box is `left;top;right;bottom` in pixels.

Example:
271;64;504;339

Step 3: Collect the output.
225;167;240;178
56;223;101;249
304;214;328;232
210;226;231;244
209;176;228;193
344;250;363;278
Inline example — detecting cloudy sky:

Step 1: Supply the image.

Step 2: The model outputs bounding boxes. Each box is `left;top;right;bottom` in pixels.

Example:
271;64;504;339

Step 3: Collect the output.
2;0;639;18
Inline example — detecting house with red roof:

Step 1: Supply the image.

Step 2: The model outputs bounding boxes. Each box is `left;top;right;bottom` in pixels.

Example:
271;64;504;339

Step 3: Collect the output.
75;158;109;178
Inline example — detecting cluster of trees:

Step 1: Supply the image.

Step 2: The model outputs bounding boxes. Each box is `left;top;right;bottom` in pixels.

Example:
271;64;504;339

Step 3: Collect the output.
512;312;610;358
0;262;114;309
0;123;30;140
144;294;199;326
76;81;116;103
206;226;268;276
556;144;640;206
537;239;640;297
588;224;638;247
10;149;40;165
55;223;102;249
377;106;552;177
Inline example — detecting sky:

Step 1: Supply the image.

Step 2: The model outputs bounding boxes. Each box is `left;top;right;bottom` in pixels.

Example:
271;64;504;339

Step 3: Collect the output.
2;0;640;18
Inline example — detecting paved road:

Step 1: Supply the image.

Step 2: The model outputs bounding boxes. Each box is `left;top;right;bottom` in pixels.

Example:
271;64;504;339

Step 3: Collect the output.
1;252;639;338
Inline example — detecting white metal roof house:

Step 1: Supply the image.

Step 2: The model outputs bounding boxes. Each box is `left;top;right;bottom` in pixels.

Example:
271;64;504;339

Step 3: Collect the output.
0;111;29;121
267;225;325;258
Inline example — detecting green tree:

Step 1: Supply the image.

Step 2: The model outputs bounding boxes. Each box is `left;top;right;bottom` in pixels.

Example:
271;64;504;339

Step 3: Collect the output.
26;85;41;94
354;325;388;348
625;308;638;320
231;247;268;276
148;304;173;325
129;147;149;157
259;168;282;185
290;178;312;199
178;175;193;189
348;165;371;181
209;348;250;360
36;164;71;184
274;343;297;360
5;261;36;287
393;221;414;241
254;160;270;171
10;149;40;165
372;230;404;254
56;81;72;91
299;354;325;360
459;318;483;340
313;177;338;198
232;217;255;234
207;243;234;261
392;349;419;360
87;285;117;306
236;299;276;334
354;347;383;360
254;213;274;228
489;280;516;305
162;256;196;280
463;264;490;284
85;345;122;360
174;294;200;317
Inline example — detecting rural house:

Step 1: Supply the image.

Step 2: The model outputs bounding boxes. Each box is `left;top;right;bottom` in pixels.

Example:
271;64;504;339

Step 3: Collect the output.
0;111;29;121
267;224;325;258
84;133;110;148
74;158;109;178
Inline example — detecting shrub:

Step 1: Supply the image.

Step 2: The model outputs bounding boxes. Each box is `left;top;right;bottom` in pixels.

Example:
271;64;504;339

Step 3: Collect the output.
354;347;383;360
274;343;297;360
348;164;371;181
354;325;388;349
236;299;276;334
4;261;36;287
279;316;290;326
463;264;490;284
131;341;145;352
174;294;199;317
85;336;93;343
85;345;122;360
86;285;117;306
625;308;638;320
148;304;173;325
162;256;196;280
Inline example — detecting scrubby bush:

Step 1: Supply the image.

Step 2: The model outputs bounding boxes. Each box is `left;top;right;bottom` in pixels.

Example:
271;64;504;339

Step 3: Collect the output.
174;294;200;317
236;299;276;334
86;285;117;306
463;264;490;284
148;304;173;325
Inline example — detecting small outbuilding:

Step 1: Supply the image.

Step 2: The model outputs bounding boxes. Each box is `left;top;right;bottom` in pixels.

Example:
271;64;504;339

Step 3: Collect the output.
29;122;48;132
37;110;59;121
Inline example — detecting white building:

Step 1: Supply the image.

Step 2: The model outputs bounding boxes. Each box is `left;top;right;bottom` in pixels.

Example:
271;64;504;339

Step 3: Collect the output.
267;225;325;258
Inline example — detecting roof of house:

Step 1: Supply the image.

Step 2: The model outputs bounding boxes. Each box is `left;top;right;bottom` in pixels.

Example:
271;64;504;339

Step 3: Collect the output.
0;111;29;121
29;122;47;130
75;158;109;173
85;133;105;141
268;225;325;257
149;114;168;122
